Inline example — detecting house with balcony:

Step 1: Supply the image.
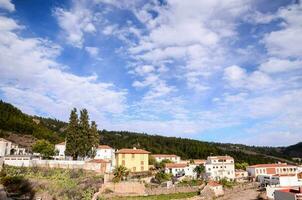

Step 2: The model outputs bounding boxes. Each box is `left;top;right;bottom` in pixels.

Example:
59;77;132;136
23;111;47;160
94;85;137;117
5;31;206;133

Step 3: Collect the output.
205;156;235;181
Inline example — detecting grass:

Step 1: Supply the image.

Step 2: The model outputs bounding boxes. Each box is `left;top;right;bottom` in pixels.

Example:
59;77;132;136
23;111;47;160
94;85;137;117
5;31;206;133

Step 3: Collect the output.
1;165;103;200
99;192;198;200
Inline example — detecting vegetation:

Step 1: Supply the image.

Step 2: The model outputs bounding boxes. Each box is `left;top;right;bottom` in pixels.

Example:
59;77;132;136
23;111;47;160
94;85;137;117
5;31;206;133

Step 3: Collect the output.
65;108;99;160
235;162;249;170
218;178;235;188
194;165;205;179
113;165;129;182
32;139;55;159
0;100;301;165
1;166;103;200
99;192;198;200
177;178;203;187
0;100;62;143
154;171;172;183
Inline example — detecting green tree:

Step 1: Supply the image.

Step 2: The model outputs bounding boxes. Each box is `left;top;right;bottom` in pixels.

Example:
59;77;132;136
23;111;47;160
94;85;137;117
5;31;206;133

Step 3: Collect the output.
113;165;129;182
87;121;99;157
235;162;248;170
65;108;79;160
154;171;172;183
78;109;91;158
149;155;156;166
32;139;55;159
194;165;205;179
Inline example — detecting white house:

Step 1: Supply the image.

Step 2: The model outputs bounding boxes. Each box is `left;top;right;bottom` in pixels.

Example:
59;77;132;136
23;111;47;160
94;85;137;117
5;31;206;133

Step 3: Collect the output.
152;154;181;163
205;156;235;181
247;163;298;178
165;163;197;178
95;145;115;171
208;181;224;197
0;138;27;157
235;169;249;182
0;138;12;156
54;142;66;159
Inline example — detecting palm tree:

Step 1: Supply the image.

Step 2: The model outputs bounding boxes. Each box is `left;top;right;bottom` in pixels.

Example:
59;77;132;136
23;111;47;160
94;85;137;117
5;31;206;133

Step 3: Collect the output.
113;165;129;182
194;165;205;179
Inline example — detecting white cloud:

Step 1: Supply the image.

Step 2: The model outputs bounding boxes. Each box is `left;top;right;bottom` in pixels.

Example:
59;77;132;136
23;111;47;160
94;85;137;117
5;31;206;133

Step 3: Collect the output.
224;65;273;90
264;4;302;58
0;16;127;122
85;46;99;57
260;58;302;74
54;1;96;48
0;0;15;12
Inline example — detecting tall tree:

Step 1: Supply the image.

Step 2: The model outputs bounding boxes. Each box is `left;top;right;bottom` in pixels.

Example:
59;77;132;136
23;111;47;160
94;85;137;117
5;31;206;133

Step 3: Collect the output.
78;109;91;158
87;121;99;157
65;108;79;160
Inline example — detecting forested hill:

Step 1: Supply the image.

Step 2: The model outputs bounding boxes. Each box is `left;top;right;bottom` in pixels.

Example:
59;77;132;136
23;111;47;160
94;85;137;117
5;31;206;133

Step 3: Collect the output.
0;100;301;164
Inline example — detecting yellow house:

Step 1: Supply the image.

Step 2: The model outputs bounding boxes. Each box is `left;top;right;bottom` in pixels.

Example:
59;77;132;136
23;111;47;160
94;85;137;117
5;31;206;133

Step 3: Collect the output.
116;148;150;172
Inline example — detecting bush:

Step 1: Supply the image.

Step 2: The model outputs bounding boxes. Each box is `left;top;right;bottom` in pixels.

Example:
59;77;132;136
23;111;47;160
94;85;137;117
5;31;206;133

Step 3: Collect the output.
154;171;172;184
0;175;35;199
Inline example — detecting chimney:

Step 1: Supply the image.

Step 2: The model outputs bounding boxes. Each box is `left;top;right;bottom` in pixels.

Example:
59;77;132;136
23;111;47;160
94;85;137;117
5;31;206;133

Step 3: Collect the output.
133;147;137;150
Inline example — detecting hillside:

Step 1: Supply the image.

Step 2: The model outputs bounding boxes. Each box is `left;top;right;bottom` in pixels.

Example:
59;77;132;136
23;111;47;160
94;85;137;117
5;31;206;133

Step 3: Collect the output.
0;100;301;164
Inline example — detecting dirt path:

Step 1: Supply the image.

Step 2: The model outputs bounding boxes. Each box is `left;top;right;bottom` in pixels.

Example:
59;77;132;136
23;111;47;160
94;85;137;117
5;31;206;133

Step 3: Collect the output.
217;188;260;200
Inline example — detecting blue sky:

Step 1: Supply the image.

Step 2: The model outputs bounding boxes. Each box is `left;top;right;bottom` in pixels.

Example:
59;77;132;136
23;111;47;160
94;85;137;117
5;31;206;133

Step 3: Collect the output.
0;0;301;146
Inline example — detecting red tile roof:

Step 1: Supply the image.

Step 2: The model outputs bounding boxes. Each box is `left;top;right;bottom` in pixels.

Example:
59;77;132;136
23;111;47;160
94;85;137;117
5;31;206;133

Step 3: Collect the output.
248;163;297;168
152;154;179;158
165;163;187;168
97;145;112;149
208;181;222;187
194;159;206;164
116;148;150;154
88;159;110;163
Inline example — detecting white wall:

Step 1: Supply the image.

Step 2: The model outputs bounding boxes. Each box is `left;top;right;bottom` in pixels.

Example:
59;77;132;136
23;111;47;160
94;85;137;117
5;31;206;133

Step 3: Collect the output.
205;163;235;180
0;140;12;156
165;164;197;178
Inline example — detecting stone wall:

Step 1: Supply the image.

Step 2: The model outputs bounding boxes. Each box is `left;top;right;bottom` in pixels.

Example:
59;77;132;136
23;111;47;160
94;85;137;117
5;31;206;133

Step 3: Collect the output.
3;159;106;173
146;185;199;195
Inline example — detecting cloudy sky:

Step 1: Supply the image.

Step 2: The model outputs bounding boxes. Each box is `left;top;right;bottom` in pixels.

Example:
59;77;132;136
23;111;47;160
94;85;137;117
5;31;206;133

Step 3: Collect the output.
0;0;301;146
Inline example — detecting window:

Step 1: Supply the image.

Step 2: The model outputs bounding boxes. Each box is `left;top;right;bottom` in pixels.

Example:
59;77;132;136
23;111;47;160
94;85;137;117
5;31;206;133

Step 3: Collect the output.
141;161;144;165
141;166;144;171
122;160;125;166
132;154;135;159
122;154;125;158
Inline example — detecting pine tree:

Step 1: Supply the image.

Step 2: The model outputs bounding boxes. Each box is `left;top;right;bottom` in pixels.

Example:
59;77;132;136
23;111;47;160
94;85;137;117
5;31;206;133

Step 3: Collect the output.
65;108;79;160
87;121;99;157
78;109;91;158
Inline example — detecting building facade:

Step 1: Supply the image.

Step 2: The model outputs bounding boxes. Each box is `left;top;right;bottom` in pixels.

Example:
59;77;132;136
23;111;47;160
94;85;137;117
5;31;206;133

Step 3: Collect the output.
152;154;181;163
165;163;197;178
115;148;150;172
0;138;27;157
247;163;298;178
205;156;235;181
54;142;66;159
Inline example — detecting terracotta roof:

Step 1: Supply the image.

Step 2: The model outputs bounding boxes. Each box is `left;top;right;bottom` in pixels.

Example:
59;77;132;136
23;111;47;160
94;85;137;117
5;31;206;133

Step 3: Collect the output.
248;164;297;168
97;145;112;149
194;159;206;164
208;181;222;187
152;154;179;158
165;163;187;168
116;148;150;154
88;159;110;163
56;142;65;145
208;156;234;160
